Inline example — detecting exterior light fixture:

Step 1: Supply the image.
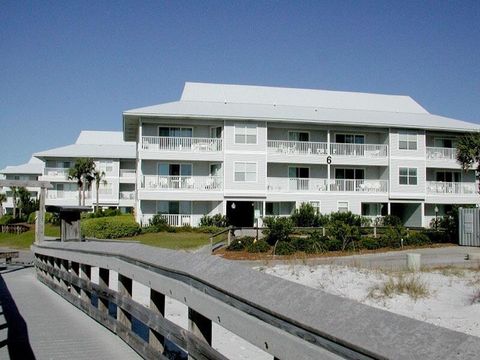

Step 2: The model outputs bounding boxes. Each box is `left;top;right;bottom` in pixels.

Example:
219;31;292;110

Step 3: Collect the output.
231;202;236;209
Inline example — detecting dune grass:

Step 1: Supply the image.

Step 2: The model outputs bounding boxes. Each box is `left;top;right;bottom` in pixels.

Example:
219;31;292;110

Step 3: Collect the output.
368;274;429;301
126;231;211;250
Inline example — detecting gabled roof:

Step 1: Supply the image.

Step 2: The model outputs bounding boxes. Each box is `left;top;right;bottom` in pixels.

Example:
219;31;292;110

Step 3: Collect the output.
34;131;136;159
123;82;480;141
0;157;44;175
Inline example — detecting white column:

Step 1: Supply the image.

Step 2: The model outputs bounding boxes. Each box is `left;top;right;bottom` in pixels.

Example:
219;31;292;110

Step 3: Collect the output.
327;130;331;191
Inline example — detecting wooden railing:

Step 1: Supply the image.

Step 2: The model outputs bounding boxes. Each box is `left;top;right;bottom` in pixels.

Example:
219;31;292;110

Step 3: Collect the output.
142;136;223;152
32;242;480;360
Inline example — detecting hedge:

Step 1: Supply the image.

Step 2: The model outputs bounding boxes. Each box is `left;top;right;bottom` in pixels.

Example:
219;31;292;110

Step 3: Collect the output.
81;215;141;239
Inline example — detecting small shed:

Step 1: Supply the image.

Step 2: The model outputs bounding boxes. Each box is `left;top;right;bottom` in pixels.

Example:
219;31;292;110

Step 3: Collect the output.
46;206;91;242
459;207;480;247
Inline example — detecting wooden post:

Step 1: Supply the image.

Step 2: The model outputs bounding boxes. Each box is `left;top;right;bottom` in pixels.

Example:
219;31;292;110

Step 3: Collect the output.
149;289;165;353
98;268;109;313
188;308;212;351
118;274;132;330
55;258;68;290
35;187;46;243
70;262;81;298
80;264;91;303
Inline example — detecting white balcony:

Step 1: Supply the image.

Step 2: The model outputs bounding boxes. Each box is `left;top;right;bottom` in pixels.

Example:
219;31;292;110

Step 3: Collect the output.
426;181;476;195
120;169;136;178
267;178;388;193
46;190;90;200
44;167;70;178
426;147;456;161
142;175;223;191
119;191;135;200
330;143;388;158
140;214;202;227
267;140;328;156
142;136;223;153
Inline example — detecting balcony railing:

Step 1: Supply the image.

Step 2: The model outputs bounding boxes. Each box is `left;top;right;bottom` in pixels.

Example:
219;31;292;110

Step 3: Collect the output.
44;168;70;178
140;214;202;227
141;136;223;152
119;169;136;178
267;140;328;155
267;178;388;193
119;191;135;200
426;181;477;195
47;190;90;200
330;143;388;157
426;147;457;161
142;175;223;191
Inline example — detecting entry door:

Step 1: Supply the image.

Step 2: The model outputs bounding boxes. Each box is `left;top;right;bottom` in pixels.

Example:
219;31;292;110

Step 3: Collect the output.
436;171;460;182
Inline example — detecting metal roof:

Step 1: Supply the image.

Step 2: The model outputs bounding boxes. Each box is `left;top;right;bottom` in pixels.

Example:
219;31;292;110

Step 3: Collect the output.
0;157;44;175
123;82;480;141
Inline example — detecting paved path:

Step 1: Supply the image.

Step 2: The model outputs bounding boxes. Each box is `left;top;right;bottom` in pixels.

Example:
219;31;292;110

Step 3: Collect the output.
0;266;141;360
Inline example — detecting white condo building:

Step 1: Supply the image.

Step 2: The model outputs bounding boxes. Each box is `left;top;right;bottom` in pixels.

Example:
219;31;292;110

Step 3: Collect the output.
122;82;480;228
33;131;136;212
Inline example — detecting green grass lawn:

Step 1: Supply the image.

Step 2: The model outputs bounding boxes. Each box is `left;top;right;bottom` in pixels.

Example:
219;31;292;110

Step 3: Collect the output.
127;231;212;250
0;224;60;249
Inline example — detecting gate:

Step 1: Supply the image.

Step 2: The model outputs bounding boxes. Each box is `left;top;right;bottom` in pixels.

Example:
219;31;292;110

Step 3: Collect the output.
459;207;480;246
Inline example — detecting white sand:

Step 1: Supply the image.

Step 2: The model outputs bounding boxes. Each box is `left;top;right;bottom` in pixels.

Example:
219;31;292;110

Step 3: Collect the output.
261;264;480;337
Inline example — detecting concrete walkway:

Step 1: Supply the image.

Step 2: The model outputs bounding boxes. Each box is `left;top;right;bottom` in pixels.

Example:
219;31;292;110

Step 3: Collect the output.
0;266;141;360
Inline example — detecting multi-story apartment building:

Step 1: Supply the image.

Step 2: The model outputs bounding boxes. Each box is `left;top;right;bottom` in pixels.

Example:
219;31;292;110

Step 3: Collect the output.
0;157;44;214
34;131;136;212
123;82;480;228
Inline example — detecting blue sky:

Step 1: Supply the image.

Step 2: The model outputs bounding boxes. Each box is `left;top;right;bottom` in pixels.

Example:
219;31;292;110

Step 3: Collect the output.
1;1;479;169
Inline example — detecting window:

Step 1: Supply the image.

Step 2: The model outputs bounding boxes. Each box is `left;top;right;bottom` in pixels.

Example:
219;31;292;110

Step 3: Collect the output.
210;164;222;177
436;171;460;182
434;138;457;148
289;131;309;142
399;167;417;185
234;123;257;144
288;167;309;178
309;201;321;214
266;202;295;216
399;130;417;150
157;163;192;176
337;201;349;213
156;201;192;214
335;168;364;180
335;134;364;144
210;127;222;138
159;127;193;137
234;162;257;182
98;160;114;174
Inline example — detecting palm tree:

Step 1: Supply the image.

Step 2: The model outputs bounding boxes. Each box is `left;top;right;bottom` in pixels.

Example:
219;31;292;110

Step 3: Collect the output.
81;159;95;206
68;162;84;206
456;133;480;192
11;186;18;219
68;158;95;206
93;170;107;212
0;193;6;217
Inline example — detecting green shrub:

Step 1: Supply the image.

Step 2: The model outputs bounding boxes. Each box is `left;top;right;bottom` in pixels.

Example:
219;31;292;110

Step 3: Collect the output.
382;225;407;248
149;215;170;232
81;215;141;239
0;214;14;225
381;215;402;227
326;220;361;251
359;236;382;250
82;209;122;219
328;211;362;226
246;239;270;253
405;232;431;246
292;231;327;253
226;236;254;251
195;226;223;234
291;203;325;227
45;212;60;225
324;237;342;251
263;217;294;245
423;230;449;243
199;214;230;227
274;241;296;255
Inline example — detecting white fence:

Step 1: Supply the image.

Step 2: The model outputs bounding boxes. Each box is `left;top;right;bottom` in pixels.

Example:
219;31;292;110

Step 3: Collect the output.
142;136;223;152
267;140;328;155
426;147;456;161
426;181;477;195
140;214;202;227
119;191;135;200
330;143;388;157
142;175;223;191
44;168;70;177
119;169;136;178
267;177;388;193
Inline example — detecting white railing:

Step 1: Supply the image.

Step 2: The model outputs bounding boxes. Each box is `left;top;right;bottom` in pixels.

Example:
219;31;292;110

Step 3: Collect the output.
140;214;202;227
426;181;477;195
119;191;135;200
330;143;388;157
142;136;223;152
142;175;223;191
44;168;70;177
119;169;136;178
426;147;457;161
46;190;90;200
267;140;328;155
267;178;388;193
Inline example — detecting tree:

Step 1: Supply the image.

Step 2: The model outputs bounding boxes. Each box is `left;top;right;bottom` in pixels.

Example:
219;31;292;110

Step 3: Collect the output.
16;187;38;219
0;193;6;217
456;133;480;192
11;186;18;219
68;158;95;206
93;170;107;212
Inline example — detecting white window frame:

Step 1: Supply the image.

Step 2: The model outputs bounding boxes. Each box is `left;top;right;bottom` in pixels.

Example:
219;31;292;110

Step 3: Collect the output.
337;201;349;213
399;167;418;185
234;123;257;144
233;161;257;182
309;201;321;214
334;167;366;180
398;130;417;150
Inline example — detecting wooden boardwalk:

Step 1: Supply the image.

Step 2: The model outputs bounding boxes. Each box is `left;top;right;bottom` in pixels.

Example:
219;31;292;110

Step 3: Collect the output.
0;266;140;360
